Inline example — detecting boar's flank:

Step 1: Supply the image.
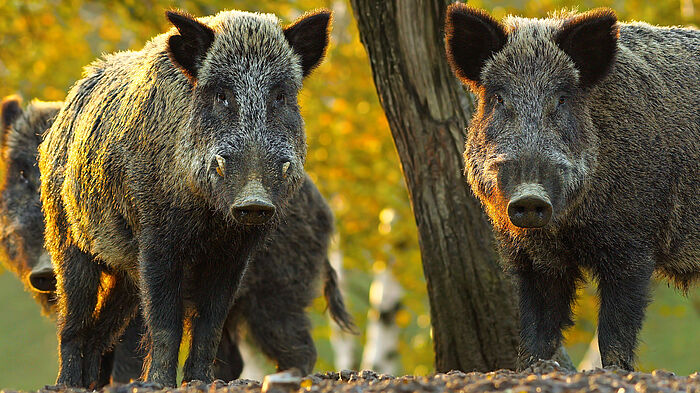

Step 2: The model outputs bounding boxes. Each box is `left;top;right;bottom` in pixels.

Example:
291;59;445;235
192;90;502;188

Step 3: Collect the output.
39;8;331;388
445;4;699;370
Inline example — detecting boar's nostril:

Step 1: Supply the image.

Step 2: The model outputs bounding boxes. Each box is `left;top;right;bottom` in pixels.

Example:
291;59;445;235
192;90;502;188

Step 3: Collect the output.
232;200;276;226
507;195;552;228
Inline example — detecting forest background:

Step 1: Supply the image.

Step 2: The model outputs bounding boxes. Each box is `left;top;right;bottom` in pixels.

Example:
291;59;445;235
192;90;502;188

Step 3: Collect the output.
0;0;698;390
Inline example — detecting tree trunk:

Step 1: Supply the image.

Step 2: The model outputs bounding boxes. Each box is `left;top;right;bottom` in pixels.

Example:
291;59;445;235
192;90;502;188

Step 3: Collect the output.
349;0;520;372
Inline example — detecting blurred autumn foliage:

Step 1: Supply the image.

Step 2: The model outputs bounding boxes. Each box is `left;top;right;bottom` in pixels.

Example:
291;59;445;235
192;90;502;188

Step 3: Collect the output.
0;0;697;390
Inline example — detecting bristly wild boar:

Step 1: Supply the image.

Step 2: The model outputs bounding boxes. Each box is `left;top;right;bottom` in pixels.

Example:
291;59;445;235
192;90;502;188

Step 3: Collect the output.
214;176;357;379
39;8;333;387
445;4;699;370
1;97;61;313
2;95;354;384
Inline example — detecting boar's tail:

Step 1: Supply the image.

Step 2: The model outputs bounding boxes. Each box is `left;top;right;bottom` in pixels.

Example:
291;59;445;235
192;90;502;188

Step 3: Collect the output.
323;257;358;334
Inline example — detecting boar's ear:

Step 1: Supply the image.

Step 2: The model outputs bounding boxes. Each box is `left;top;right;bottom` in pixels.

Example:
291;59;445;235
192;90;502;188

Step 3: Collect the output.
555;8;618;88
166;10;215;82
1;95;23;135
445;3;507;88
284;9;332;78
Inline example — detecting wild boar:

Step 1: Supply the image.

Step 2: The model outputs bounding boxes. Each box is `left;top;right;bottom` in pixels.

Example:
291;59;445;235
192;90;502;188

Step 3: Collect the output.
1;97;60;312
39;8;333;387
445;4;699;370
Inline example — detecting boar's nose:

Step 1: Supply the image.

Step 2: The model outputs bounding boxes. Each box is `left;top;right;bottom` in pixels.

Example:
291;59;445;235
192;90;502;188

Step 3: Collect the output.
232;200;275;225
231;178;276;225
507;194;552;228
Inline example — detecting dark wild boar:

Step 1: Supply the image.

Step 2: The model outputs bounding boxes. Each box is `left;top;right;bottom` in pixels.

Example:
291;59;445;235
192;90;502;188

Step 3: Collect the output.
1;97;60;312
445;4;699;370
2;95;353;384
39;8;333;387
214;177;356;379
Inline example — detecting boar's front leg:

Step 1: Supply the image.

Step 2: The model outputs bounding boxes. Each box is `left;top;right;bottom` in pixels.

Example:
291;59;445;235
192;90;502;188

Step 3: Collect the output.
593;246;653;370
182;254;248;383
139;225;185;387
510;250;581;367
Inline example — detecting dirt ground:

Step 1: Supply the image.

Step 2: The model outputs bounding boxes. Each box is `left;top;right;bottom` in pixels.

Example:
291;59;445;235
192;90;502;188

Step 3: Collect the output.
7;361;698;393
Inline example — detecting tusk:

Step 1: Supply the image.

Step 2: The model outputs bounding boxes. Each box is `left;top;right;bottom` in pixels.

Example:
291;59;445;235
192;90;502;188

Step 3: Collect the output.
215;154;226;177
282;161;291;178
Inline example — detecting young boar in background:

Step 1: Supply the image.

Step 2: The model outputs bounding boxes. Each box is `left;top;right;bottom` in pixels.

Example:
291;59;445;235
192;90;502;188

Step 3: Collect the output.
1;98;61;311
1;96;353;384
39;8;333;387
214;178;356;380
445;4;699;370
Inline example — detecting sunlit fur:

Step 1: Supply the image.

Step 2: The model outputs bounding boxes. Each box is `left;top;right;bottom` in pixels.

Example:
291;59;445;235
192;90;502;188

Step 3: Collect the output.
446;4;699;371
39;8;332;387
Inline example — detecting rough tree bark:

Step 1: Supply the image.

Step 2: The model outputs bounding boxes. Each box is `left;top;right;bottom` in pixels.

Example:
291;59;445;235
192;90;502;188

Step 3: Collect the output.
350;0;521;372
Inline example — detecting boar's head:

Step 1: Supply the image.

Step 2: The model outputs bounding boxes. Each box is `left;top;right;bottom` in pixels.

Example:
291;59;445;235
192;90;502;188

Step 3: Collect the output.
445;4;618;232
166;9;331;226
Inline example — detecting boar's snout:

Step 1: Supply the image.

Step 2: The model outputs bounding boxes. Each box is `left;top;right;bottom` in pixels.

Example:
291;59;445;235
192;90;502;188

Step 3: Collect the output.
29;253;56;293
231;178;276;225
507;184;552;228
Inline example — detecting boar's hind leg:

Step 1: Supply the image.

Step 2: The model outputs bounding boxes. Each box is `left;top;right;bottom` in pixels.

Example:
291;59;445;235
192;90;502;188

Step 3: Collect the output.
111;313;148;383
244;290;317;375
98;351;115;387
594;252;654;371
83;273;140;386
513;256;581;368
54;245;101;388
182;259;248;384
213;314;244;382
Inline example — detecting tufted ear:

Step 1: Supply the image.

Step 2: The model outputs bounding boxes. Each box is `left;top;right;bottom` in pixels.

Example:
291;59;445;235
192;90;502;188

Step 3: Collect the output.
166;10;216;82
445;3;507;88
555;8;618;88
284;10;332;78
1;95;23;136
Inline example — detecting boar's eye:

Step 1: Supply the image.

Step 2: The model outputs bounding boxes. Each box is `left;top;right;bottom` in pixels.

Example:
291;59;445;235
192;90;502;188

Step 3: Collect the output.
557;95;567;108
19;170;28;184
274;91;287;107
495;93;504;105
215;91;228;107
